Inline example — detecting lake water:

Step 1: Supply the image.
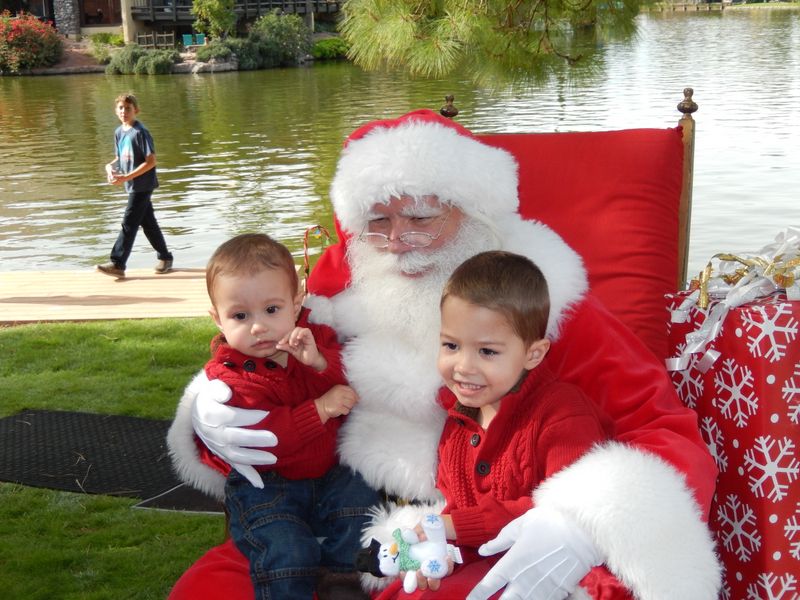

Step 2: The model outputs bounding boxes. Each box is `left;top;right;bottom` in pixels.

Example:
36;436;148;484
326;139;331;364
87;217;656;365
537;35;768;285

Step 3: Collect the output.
1;8;798;281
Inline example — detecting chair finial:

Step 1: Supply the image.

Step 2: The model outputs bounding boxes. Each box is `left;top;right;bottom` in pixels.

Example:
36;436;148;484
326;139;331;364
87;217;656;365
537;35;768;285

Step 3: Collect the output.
440;95;459;119
677;88;698;117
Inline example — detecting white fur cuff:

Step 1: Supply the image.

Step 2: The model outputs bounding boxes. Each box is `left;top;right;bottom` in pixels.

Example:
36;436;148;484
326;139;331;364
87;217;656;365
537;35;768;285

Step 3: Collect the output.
166;371;227;501
534;442;721;600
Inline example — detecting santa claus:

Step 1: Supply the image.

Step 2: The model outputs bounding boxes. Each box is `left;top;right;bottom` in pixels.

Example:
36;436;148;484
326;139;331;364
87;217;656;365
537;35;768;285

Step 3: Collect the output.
167;110;721;599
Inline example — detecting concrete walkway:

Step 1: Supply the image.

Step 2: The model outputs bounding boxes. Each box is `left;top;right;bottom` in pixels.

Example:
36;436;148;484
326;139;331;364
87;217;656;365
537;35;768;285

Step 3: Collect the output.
0;268;209;325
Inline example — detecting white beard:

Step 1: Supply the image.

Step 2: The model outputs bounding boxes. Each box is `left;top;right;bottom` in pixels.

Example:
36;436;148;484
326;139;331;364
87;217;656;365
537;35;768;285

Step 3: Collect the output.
344;216;502;349
334;217;501;499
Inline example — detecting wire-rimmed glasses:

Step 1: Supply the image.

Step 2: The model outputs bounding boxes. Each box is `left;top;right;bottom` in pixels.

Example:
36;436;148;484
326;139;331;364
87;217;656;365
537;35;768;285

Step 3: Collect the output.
357;209;451;249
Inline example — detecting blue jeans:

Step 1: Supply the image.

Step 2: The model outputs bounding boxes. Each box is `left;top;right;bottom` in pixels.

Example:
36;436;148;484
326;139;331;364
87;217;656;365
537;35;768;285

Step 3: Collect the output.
225;466;379;600
109;190;172;269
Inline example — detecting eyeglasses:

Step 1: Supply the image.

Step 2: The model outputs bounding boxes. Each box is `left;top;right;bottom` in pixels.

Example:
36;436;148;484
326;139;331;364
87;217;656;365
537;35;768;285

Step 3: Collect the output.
357;209;451;249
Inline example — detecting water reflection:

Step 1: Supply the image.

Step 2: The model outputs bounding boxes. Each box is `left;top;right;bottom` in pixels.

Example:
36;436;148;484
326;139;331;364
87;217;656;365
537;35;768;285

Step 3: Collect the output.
1;9;798;277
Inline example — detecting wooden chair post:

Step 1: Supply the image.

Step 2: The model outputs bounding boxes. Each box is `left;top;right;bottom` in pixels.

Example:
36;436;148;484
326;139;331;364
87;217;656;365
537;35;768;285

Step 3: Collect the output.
677;87;698;290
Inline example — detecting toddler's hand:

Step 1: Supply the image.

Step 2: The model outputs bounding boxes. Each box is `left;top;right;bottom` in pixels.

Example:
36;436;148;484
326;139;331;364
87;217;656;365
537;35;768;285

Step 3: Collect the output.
315;384;358;422
277;327;326;371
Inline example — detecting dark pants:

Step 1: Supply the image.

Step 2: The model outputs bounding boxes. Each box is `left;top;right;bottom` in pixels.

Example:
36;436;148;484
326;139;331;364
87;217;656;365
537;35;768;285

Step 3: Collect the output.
109;190;172;269
225;466;379;600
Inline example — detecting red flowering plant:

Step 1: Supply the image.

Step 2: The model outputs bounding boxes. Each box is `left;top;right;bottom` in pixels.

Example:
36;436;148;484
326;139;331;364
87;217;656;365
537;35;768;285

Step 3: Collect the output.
0;11;63;74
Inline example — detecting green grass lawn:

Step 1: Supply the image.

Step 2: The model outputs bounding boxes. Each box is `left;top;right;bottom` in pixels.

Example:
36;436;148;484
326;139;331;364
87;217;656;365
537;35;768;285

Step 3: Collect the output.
0;318;225;599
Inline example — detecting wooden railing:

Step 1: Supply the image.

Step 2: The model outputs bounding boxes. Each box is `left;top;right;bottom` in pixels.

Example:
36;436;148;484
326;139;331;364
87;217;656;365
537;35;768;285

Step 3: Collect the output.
135;31;176;48
130;0;341;22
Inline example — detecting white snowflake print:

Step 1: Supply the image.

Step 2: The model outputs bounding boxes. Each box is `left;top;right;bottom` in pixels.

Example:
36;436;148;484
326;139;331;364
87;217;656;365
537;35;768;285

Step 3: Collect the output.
719;578;732;600
714;358;759;427
700;416;728;472
741;303;798;363
718;562;732;600
782;361;800;425
743;436;800;503
786;502;800;561
746;572;798;600
671;344;705;408
716;494;762;561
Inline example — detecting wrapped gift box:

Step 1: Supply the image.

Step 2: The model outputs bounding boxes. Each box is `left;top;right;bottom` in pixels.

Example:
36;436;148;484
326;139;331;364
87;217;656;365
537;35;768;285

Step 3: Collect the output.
666;291;800;599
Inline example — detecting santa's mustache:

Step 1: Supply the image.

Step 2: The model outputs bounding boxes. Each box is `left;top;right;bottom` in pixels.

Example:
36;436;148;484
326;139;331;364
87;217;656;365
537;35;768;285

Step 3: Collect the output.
346;216;501;283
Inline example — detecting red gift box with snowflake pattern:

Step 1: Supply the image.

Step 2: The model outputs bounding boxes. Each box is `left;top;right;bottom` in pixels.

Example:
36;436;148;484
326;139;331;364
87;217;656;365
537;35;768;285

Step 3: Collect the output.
666;291;800;599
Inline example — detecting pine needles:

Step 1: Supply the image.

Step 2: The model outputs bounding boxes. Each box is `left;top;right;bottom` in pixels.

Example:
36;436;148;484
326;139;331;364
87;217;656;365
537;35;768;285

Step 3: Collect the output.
340;0;641;87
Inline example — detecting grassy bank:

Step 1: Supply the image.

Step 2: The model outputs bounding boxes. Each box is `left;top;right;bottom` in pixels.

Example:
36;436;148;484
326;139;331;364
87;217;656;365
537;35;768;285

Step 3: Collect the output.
0;318;223;599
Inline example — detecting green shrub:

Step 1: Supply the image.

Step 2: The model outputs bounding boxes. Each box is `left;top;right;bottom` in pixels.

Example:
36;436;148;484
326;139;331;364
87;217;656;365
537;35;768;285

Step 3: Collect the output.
311;37;349;60
250;9;310;67
90;44;112;64
0;10;63;73
195;39;232;62
224;36;260;70
105;43;147;74
89;32;124;47
133;48;180;74
105;44;178;75
88;32;124;65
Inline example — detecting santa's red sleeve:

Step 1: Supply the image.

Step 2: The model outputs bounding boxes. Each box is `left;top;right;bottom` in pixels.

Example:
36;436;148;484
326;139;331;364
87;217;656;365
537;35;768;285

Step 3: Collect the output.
535;294;720;598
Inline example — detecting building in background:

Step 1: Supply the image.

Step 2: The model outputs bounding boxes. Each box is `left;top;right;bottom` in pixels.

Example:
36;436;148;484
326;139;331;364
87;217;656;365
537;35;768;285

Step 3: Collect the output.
1;0;340;44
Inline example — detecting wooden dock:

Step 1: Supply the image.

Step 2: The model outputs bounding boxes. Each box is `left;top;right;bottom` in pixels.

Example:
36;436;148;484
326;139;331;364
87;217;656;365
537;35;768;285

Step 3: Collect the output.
0;268;210;326
645;2;725;11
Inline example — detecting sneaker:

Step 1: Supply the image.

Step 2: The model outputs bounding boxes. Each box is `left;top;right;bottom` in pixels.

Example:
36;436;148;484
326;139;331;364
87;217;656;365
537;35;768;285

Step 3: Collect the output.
97;263;125;278
155;259;173;274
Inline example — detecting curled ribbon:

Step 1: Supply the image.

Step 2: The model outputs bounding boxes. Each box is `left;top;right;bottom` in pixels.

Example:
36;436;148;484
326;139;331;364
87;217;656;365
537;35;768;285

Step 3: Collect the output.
666;227;800;373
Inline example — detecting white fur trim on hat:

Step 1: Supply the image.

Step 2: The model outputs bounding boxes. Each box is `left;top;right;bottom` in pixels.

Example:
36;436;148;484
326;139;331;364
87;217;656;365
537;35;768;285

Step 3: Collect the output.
331;113;520;234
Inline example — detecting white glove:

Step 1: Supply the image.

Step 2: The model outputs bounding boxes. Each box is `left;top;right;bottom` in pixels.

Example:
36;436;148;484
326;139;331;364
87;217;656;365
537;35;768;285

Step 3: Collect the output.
191;374;279;488
466;506;601;600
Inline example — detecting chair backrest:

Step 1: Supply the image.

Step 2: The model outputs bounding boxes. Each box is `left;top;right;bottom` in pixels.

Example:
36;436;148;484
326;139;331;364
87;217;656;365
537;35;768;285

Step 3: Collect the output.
471;90;696;359
306;91;697;359
195;33;206;45
182;33;194;47
156;31;175;48
136;32;155;48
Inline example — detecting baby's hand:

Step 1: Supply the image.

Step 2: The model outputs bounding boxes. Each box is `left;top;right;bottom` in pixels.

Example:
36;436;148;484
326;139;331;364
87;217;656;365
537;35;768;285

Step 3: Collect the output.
314;384;358;422
277;327;326;371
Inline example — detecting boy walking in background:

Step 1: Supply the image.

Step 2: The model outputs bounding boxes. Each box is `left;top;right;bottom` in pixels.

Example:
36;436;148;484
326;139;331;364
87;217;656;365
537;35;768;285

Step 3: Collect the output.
97;93;173;278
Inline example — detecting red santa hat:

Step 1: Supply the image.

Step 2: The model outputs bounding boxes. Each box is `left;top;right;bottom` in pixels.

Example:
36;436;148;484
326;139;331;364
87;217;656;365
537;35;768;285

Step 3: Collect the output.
307;110;520;298
330;109;520;234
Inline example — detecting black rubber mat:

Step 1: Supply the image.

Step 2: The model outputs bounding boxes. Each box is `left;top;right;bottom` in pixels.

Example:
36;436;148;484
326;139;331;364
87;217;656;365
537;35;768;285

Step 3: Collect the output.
0;409;221;512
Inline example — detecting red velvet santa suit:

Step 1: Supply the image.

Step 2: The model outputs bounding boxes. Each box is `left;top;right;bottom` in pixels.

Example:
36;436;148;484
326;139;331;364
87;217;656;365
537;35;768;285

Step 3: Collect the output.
199;309;346;480
167;110;721;600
